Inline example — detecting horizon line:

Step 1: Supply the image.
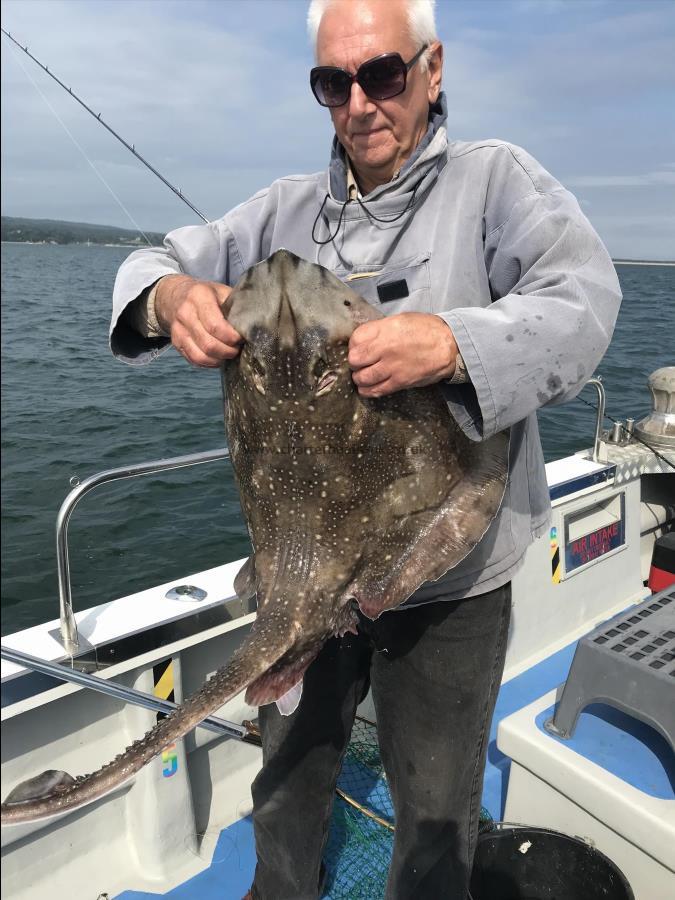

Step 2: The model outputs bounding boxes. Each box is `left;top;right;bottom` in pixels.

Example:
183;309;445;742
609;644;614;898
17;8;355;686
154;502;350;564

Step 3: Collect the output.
2;214;673;265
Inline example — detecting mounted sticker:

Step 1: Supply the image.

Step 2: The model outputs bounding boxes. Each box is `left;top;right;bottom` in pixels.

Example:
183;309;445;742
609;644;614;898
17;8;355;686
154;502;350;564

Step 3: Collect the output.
162;743;178;778
154;659;179;776
563;492;626;575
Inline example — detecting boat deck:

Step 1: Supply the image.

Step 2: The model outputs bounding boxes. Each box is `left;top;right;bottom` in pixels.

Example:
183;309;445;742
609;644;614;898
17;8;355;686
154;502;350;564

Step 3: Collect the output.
115;623;674;899
116;640;582;899
3;443;673;900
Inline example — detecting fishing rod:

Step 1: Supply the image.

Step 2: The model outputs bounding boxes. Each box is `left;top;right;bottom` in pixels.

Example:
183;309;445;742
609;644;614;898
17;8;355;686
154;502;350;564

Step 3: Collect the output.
1;27;209;224
3;29;671;471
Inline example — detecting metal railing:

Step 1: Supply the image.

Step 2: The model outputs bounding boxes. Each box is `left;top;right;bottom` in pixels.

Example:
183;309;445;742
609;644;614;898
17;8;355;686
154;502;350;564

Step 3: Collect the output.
54;382;608;653
56;447;230;654
0;645;260;742
586;377;606;462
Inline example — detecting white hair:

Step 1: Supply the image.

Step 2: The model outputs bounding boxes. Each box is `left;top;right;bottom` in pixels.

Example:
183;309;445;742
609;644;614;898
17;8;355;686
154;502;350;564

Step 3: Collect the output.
307;0;438;70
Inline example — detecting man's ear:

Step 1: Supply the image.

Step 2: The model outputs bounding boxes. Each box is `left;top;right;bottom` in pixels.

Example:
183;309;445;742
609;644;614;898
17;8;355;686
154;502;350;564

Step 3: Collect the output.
426;41;443;104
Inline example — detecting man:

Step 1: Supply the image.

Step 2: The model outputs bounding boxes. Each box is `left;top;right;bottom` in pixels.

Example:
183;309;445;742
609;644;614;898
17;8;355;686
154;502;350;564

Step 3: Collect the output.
111;1;621;897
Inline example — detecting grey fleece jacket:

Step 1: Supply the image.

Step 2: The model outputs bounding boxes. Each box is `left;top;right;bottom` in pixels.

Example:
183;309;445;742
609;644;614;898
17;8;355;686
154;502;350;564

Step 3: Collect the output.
110;96;622;602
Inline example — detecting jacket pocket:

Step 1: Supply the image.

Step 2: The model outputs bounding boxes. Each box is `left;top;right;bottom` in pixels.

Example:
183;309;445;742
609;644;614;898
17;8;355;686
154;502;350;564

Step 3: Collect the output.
335;253;432;314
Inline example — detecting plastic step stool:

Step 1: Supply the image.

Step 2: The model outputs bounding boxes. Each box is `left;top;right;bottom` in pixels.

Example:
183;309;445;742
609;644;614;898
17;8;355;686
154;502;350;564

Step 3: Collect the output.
545;586;675;748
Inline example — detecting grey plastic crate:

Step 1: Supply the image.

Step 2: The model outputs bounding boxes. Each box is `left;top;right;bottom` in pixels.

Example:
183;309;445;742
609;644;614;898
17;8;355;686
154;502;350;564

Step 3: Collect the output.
545;586;675;748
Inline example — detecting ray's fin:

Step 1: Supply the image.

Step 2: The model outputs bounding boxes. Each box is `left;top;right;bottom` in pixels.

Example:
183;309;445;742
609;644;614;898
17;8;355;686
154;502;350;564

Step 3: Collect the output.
275;679;304;717
356;430;510;619
234;555;257;601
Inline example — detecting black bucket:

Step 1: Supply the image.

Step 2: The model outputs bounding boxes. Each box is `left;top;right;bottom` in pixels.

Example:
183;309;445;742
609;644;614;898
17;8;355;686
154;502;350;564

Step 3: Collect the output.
469;826;634;900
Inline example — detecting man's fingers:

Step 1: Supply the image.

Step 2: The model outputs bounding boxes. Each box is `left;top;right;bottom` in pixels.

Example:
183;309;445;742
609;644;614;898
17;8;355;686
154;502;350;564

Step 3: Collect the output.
156;276;239;350
173;316;240;367
176;334;222;368
356;377;396;398
170;285;242;367
212;282;233;303
197;300;242;347
351;361;389;388
348;323;382;369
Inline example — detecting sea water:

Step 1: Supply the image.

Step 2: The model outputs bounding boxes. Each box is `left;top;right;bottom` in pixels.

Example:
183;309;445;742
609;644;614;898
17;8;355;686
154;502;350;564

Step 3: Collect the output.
1;243;673;634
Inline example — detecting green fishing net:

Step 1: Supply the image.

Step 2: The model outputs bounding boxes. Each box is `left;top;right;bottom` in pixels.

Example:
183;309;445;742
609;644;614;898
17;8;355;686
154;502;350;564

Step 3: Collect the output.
324;717;393;898
323;717;494;899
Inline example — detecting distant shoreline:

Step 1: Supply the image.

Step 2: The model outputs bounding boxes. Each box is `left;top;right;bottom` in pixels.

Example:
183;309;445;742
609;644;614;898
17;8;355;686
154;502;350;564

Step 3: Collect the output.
1;215;165;248
3;239;674;266
3;216;674;264
1;240;143;248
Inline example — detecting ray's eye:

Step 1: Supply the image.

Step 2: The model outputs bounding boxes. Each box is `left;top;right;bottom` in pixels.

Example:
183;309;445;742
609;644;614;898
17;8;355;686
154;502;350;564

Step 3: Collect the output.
313;357;328;379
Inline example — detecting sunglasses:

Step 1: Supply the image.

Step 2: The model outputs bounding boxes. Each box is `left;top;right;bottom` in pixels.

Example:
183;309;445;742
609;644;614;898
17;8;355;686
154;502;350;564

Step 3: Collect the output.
310;44;428;108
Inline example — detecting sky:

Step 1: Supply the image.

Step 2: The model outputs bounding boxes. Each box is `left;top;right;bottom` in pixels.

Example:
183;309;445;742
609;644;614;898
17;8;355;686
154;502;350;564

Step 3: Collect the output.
1;0;674;259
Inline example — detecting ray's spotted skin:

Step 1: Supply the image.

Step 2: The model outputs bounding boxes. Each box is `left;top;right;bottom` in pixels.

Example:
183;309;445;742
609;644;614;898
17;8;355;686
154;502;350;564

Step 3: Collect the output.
1;250;508;826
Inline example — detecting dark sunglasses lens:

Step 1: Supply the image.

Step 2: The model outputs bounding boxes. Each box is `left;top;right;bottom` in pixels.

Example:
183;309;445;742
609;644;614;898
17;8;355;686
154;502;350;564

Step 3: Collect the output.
359;56;406;100
311;69;351;107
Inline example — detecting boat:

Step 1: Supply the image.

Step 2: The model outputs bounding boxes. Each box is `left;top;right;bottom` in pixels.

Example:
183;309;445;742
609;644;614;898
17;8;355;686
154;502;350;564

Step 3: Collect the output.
2;21;674;899
2;366;674;900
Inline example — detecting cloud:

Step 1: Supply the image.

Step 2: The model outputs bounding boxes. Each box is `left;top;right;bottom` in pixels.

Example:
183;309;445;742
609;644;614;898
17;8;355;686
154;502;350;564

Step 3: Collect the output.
565;171;675;188
1;0;332;230
2;0;675;257
589;213;675;259
513;0;605;12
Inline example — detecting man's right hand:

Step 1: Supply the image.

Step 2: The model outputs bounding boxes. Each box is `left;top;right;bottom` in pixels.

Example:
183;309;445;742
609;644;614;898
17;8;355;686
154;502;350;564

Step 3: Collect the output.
155;274;242;367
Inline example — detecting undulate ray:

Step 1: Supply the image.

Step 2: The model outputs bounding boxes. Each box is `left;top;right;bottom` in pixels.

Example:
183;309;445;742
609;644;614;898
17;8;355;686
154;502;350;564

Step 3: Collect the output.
1;250;508;826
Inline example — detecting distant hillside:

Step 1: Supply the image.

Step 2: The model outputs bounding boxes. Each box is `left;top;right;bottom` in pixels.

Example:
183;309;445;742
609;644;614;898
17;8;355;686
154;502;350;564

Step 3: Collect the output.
1;216;165;246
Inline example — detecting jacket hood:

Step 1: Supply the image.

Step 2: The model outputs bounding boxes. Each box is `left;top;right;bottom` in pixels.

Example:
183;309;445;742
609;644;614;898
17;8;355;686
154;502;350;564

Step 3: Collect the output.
327;93;449;204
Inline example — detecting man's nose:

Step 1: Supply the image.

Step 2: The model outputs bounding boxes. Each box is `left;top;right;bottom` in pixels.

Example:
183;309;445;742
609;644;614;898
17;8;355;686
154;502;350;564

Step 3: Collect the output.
347;80;376;117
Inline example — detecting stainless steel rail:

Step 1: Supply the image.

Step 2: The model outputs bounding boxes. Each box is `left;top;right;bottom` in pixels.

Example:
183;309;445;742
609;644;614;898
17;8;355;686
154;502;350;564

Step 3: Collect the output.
586;377;606;462
53;382;609;651
0;645;255;743
56;448;230;654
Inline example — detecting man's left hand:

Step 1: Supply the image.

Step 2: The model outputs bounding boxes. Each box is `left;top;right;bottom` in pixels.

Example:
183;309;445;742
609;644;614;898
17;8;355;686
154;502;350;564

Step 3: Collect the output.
348;312;458;397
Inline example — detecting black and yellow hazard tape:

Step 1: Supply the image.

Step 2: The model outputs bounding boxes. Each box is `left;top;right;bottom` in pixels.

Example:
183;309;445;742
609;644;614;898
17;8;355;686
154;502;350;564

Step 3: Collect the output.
153;658;174;721
551;545;561;583
550;527;561;584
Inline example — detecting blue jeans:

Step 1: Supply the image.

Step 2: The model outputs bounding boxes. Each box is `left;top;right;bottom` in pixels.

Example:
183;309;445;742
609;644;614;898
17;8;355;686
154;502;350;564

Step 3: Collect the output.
250;583;511;900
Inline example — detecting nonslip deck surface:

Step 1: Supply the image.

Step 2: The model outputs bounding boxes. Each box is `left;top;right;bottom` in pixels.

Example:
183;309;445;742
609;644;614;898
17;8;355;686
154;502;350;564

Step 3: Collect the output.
119;632;673;895
117;641;579;899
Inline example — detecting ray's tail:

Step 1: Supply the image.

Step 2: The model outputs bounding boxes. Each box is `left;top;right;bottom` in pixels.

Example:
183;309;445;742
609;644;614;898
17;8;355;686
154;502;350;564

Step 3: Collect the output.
1;622;294;826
